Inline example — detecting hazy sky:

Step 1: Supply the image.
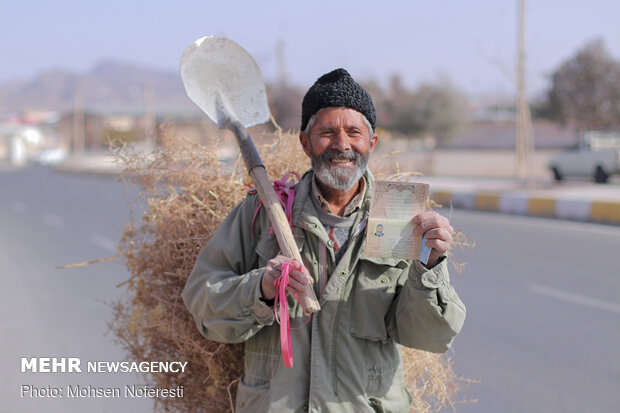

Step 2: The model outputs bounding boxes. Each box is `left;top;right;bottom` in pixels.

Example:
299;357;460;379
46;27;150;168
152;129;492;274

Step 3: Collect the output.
2;0;619;98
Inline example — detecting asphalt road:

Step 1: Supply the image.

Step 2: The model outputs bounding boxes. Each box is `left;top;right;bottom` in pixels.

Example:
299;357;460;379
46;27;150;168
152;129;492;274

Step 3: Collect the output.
0;167;151;413
439;208;620;413
1;167;619;413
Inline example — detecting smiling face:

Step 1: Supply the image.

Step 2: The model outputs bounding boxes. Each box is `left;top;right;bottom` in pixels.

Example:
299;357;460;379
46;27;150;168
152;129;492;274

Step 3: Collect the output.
300;107;378;191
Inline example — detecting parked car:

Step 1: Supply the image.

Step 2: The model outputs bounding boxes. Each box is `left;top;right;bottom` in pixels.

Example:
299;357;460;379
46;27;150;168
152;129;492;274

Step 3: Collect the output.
548;132;620;183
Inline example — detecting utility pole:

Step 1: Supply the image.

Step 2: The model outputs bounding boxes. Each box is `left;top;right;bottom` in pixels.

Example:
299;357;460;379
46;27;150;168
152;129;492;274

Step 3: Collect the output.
143;82;155;141
516;0;535;186
72;81;85;154
277;38;288;87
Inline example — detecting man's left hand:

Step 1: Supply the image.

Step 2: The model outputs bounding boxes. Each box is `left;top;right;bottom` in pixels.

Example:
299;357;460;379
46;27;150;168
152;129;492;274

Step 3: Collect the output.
413;211;454;268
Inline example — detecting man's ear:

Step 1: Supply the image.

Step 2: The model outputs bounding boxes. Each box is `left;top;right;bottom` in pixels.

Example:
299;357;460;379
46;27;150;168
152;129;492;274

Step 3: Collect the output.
369;133;378;154
299;132;312;158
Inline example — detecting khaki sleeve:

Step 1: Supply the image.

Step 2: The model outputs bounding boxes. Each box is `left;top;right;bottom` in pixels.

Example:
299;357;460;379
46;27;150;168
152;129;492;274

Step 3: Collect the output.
182;196;275;344
387;256;466;352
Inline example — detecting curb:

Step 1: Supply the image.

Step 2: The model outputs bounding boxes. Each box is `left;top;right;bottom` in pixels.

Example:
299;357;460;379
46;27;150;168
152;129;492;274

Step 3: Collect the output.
432;190;620;226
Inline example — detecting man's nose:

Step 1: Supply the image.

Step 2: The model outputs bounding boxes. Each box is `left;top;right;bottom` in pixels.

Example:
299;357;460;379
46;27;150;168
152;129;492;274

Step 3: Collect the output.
331;130;351;152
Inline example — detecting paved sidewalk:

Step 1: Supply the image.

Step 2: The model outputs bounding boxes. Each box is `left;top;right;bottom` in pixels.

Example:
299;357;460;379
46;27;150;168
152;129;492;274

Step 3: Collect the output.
414;176;620;226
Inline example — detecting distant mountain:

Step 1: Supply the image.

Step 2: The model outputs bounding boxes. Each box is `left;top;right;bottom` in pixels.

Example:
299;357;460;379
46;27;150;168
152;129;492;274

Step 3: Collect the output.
0;60;200;115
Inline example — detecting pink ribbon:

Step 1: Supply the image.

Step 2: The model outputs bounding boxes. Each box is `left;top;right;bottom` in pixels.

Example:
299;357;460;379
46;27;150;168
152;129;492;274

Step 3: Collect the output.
273;260;311;368
251;171;300;238
250;172;308;367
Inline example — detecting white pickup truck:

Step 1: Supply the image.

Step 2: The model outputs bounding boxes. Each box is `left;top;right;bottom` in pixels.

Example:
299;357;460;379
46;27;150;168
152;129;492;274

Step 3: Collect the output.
548;132;620;183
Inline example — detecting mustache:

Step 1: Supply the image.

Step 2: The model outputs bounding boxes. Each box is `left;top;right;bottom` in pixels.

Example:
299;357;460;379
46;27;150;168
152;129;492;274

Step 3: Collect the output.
317;149;361;164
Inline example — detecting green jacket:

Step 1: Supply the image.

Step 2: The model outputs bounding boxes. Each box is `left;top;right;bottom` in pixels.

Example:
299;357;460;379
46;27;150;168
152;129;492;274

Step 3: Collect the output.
182;170;466;413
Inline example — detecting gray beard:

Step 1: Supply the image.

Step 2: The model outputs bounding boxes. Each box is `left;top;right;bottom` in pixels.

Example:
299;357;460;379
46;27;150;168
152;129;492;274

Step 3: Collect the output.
311;148;369;190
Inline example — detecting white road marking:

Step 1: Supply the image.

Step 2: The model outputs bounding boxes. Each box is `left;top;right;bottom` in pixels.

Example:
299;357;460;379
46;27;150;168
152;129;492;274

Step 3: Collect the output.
529;284;620;315
89;233;118;253
43;213;64;228
10;201;26;213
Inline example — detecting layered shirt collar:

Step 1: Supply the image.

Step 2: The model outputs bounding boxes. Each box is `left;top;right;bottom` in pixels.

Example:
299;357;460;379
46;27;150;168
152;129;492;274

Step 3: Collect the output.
311;174;367;217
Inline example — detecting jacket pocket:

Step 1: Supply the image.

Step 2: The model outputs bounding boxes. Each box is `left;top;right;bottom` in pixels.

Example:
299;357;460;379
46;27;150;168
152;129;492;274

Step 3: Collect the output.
367;385;412;413
235;380;270;413
242;345;281;387
349;257;408;342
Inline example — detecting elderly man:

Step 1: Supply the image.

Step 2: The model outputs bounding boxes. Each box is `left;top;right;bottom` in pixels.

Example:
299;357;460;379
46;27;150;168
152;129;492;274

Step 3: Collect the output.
183;68;465;412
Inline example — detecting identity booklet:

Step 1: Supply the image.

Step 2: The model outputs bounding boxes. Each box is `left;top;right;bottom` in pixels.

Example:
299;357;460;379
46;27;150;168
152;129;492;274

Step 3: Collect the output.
364;181;430;261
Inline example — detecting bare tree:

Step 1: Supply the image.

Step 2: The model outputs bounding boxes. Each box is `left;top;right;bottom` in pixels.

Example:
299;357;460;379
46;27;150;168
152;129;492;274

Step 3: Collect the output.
266;83;304;131
375;74;468;143
544;39;620;130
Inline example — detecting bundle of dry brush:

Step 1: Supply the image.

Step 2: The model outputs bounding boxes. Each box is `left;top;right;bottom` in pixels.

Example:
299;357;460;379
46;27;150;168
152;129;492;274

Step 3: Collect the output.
111;126;469;413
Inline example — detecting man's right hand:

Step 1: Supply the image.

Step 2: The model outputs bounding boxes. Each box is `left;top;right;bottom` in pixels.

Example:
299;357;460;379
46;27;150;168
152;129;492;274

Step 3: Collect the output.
261;256;313;301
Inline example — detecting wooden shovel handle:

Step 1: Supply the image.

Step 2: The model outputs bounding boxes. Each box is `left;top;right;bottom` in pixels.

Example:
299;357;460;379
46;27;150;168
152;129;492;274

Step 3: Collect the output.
250;166;321;314
226;119;320;314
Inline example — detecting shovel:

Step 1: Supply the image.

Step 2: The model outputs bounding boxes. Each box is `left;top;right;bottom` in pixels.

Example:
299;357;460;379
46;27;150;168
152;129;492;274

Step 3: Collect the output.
180;36;320;315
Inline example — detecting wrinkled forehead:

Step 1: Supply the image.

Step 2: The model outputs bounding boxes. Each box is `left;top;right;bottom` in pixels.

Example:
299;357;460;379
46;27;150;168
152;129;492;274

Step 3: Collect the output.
310;107;369;131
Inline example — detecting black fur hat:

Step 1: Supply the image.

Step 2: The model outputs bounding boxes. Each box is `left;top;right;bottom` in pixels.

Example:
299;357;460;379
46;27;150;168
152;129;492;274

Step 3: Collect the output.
301;68;376;132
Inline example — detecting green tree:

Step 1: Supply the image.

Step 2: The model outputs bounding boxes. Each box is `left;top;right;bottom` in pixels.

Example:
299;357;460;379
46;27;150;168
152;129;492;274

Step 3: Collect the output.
544;39;620;130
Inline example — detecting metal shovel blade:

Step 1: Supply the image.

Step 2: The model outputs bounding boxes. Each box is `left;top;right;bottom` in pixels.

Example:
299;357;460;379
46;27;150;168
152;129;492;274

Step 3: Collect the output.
180;36;270;129
178;36;321;315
